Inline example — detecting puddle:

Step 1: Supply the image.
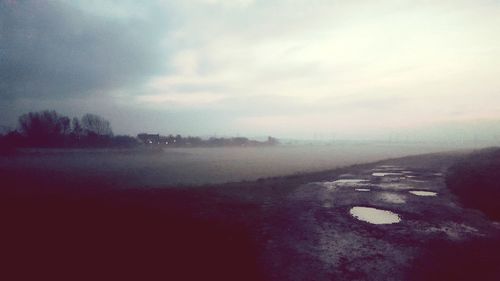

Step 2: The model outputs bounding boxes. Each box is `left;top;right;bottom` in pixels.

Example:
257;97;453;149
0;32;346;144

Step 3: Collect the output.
409;190;437;196
316;182;337;189
355;188;370;192
338;173;357;179
377;165;398;168
372;172;403;177
408;179;426;183
328;179;370;187
378;183;414;190
372;166;406;173
349;207;401;224
379;192;406;204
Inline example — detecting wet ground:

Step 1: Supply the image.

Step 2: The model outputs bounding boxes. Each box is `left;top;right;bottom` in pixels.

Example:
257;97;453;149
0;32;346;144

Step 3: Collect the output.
249;160;500;281
2;151;500;280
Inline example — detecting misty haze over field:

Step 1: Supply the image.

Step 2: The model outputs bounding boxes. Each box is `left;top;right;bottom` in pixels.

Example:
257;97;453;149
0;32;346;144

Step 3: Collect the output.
1;0;500;144
3;2;500;280
0;143;452;186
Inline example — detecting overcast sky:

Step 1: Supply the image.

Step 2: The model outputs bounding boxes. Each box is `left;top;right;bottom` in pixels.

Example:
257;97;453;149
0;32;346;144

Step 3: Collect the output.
1;0;500;141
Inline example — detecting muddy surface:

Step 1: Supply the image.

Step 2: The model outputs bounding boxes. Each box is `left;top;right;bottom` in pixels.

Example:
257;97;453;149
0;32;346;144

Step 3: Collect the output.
239;158;500;281
2;151;500;280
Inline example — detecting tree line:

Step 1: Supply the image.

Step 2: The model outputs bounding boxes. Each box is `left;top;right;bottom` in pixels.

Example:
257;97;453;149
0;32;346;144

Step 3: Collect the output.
0;110;137;148
0;110;280;149
137;134;279;147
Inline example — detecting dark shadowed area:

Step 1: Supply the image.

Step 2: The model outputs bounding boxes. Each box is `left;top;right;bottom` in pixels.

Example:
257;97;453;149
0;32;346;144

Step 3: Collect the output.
1;175;263;280
2;0;500;280
446;148;500;220
2;149;500;280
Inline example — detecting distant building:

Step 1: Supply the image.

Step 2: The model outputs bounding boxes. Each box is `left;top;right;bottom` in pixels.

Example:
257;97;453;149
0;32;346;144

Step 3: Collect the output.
267;136;279;145
136;133;279;147
137;133;160;144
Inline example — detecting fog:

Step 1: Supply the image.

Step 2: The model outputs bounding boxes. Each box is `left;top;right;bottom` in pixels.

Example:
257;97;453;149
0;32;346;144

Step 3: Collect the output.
0;143;457;187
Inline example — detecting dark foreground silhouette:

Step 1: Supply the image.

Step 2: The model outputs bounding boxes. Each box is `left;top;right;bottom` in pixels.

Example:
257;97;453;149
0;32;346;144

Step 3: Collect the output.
1;174;262;281
2;150;500;280
446;147;500;220
408;238;500;281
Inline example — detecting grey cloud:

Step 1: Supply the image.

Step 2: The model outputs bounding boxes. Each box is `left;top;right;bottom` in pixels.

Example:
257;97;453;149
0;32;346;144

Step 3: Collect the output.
0;0;169;99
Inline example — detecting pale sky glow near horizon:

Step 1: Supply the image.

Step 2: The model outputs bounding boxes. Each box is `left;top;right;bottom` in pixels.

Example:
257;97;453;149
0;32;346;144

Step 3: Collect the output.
1;0;500;142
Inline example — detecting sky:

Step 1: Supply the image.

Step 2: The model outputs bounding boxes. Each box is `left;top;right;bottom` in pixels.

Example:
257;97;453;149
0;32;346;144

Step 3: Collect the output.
1;0;500;142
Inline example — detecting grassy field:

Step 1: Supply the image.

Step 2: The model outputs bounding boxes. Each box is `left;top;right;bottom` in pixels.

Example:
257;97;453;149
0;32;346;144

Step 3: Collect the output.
0;144;455;187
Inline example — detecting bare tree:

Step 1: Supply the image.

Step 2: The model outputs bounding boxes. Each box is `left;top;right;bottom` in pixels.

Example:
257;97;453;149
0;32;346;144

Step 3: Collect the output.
60;116;71;135
81;113;113;136
18;110;70;145
71;117;83;136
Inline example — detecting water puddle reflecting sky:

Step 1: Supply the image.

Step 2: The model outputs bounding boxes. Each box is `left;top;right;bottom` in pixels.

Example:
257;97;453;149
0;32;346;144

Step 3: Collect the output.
409;190;437;196
350;207;401;224
328;179;370;188
372;172;403;177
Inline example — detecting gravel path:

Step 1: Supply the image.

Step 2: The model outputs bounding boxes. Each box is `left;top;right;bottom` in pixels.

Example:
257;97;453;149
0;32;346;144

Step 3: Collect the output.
256;162;500;280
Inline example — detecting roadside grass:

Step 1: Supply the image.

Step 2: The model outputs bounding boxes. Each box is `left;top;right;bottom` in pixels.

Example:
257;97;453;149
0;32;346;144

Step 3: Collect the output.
446;147;500;221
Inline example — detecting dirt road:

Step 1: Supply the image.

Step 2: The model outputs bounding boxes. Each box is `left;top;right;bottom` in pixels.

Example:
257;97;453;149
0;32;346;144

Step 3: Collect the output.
252;160;500;280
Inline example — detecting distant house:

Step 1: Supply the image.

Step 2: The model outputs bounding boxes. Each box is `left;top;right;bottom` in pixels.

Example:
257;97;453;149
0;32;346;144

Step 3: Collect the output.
267;136;279;145
137;133;160;145
136;133;279;147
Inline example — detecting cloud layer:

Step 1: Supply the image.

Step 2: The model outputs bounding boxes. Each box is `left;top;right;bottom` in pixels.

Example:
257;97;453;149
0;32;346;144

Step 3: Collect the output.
2;0;500;140
0;0;169;99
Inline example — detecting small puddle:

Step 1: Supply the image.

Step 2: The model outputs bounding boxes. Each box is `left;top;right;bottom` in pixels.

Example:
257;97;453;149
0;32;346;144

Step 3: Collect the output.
408;179;426;183
355;188;370;192
378;183;414;190
350;207;401;224
377;165;398;168
332;179;368;184
372;172;403;177
328;179;370;187
317;182;337;189
338;173;357;179
409;190;437;196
